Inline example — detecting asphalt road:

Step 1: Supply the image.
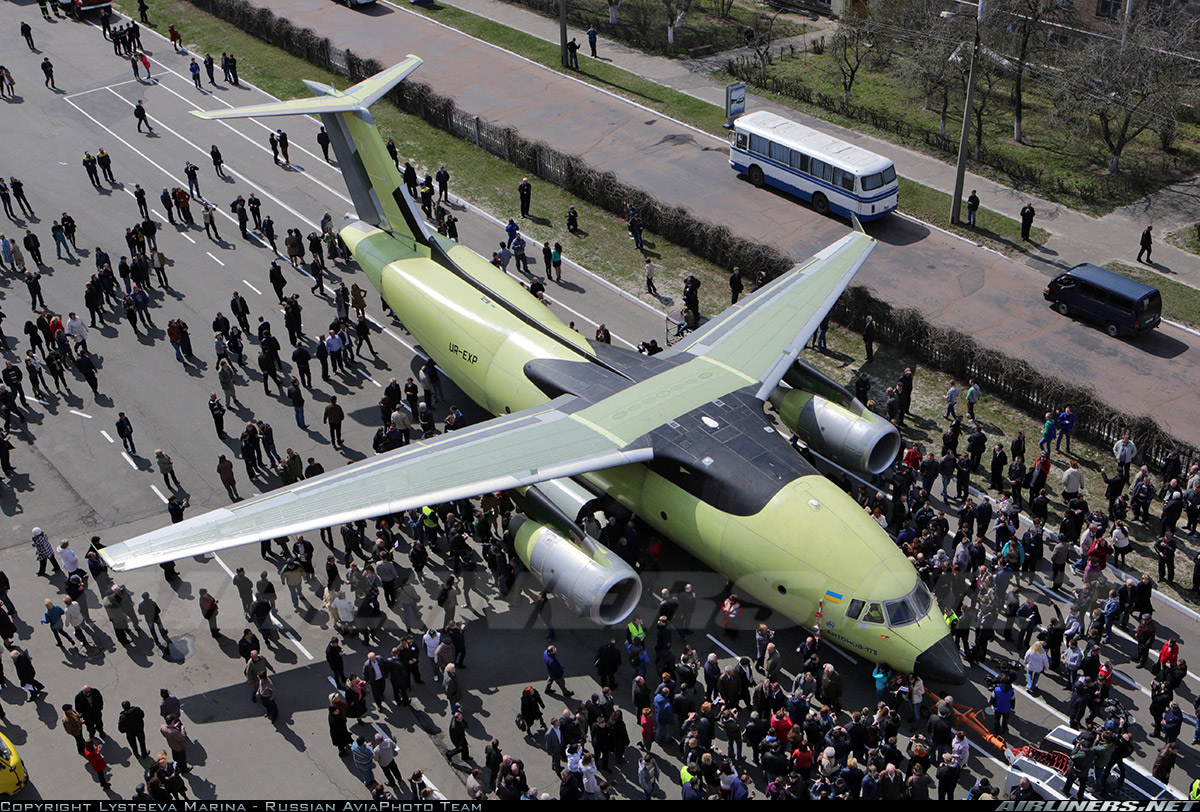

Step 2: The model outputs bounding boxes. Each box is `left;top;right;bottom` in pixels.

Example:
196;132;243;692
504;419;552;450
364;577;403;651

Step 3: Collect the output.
0;5;1194;801
233;0;1200;450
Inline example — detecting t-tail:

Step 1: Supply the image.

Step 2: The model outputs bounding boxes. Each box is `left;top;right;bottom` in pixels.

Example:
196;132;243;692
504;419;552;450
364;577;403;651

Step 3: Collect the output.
188;56;430;250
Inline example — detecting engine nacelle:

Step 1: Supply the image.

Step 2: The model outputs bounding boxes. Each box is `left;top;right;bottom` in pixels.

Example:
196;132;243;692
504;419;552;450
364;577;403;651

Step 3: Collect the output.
769;386;901;476
509;515;641;626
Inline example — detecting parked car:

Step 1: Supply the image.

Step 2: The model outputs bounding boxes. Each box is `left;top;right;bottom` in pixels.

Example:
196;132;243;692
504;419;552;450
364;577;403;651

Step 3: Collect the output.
0;731;27;795
1044;263;1161;337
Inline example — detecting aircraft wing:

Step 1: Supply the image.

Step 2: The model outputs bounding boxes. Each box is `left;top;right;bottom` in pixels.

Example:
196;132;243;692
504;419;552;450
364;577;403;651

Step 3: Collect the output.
671;230;875;401
100;396;652;571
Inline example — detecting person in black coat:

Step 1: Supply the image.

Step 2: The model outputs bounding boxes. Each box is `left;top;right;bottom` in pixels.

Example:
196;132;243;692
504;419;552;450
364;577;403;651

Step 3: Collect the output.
594;640;621;689
118;700;148;758
75;684;106;739
384;647;410;705
862;316;876;361
327;697;351;756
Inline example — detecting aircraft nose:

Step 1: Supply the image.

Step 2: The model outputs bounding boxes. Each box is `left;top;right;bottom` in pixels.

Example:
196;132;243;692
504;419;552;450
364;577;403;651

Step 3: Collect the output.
914;635;966;685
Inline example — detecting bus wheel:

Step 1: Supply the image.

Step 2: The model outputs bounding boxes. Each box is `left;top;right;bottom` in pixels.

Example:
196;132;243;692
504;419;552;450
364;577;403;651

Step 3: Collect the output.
812;193;830;216
748;165;765;188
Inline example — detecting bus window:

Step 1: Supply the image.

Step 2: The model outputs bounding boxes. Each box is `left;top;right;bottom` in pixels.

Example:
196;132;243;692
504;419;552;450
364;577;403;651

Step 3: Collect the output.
735;133;747;150
846;599;864;620
769;141;790;163
880;165;896;184
749;134;770;156
790;151;809;173
861;172;884;191
863;603;884;623
837;170;854;191
809;158;826;181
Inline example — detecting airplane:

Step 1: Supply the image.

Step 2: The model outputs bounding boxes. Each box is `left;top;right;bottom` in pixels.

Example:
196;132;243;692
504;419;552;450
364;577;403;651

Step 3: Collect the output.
99;58;966;685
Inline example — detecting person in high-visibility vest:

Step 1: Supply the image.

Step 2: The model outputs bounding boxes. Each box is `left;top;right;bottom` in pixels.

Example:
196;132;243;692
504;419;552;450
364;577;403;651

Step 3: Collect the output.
626;617;646;645
421;506;440;543
1190;777;1199;800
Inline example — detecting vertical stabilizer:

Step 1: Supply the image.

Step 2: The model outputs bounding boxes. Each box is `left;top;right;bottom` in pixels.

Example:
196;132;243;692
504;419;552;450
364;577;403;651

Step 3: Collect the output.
188;57;430;246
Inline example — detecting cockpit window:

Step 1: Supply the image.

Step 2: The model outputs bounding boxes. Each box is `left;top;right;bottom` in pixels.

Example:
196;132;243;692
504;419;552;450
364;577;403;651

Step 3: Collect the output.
846;599;864;620
863;603;884;624
885;581;933;627
886;598;915;626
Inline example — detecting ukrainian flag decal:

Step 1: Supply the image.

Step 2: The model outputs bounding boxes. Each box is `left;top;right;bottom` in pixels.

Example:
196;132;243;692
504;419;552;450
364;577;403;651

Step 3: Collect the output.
824;591;843;603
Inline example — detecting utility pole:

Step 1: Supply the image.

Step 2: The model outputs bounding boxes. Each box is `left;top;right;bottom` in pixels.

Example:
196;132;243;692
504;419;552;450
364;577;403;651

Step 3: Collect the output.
560;0;570;68
949;0;984;226
949;31;980;226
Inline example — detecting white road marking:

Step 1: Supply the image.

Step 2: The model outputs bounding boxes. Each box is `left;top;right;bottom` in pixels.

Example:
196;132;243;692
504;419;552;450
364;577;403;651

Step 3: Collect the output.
210;552;314;661
283;632;314;660
70;410;93;419
62;77;144;99
211;553;236;578
145;55;343;180
705;633;739;660
29;398;48;405
150;485;169;504
99;430;114;443
242;280;263;295
100;87;321;231
121;452;137;469
207;252;225;266
180;232;196;244
542;291;637;349
366;315;421;355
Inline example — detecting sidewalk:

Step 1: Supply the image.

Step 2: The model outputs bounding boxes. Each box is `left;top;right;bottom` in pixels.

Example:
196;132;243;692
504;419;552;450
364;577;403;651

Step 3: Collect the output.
440;0;1200;286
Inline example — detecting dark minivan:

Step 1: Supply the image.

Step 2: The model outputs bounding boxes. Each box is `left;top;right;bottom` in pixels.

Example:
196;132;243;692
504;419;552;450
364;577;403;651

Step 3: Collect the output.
1044;263;1161;337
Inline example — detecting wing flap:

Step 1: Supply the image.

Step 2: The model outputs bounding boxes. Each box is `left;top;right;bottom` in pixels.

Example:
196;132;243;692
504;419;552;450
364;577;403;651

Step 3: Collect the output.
100;398;651;571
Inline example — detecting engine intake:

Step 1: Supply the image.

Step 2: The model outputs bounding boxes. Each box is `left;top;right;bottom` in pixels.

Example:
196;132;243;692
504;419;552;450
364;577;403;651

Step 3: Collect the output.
769;386;901;475
509;515;641;626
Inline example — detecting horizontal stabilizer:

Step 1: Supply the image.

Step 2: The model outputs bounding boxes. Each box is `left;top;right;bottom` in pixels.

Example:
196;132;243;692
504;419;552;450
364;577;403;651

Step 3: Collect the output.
188;55;422;121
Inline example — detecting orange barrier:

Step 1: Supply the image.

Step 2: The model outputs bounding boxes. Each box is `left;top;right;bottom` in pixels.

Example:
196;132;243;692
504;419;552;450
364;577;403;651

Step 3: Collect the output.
925;689;1008;751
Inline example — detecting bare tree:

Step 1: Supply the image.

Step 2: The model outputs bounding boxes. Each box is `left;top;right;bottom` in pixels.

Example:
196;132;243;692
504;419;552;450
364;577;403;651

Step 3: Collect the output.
751;11;782;84
985;0;1075;143
708;0;736;21
1055;8;1199;172
608;0;622;25
904;13;966;137
830;11;875;105
662;0;694;46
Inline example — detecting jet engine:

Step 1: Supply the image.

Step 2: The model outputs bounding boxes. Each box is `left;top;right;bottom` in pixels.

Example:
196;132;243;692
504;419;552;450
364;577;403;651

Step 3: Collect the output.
508;514;641;626
768;386;901;476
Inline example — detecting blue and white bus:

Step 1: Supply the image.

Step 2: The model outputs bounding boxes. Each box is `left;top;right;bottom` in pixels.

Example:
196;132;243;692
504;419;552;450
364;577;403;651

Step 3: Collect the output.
729;111;898;222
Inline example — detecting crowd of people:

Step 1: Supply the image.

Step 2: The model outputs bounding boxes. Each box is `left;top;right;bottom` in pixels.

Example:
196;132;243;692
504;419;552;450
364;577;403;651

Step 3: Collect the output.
5;7;1200;802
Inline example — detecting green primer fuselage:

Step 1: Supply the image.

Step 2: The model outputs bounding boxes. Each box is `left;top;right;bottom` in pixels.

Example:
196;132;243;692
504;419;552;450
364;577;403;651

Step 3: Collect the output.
343;222;948;674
